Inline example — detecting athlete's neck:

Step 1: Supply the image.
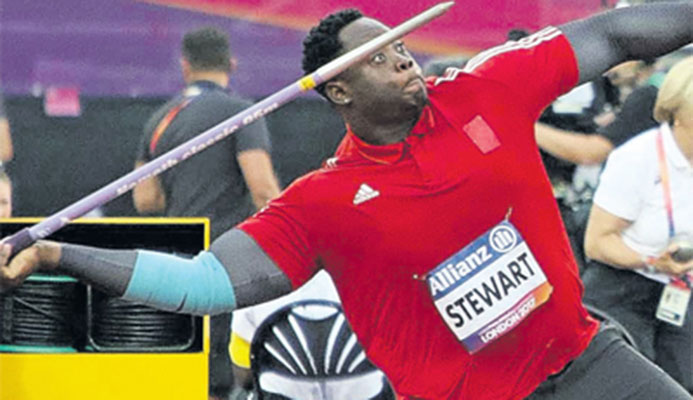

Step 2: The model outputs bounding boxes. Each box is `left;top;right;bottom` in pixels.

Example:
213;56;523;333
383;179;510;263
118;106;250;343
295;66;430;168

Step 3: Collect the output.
345;111;421;145
185;70;229;88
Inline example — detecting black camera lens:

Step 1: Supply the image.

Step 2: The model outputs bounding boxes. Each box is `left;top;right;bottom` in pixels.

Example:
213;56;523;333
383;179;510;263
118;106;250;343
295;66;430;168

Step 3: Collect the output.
672;246;693;263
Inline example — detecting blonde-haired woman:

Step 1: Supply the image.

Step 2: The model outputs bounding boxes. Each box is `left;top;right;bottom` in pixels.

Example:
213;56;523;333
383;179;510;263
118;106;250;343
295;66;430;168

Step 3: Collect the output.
583;56;693;392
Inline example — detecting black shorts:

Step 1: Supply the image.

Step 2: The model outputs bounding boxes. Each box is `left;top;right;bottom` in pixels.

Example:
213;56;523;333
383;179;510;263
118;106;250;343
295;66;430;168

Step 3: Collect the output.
527;321;691;399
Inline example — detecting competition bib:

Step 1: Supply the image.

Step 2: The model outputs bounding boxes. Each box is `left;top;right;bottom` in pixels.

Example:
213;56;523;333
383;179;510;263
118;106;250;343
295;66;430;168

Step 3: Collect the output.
426;221;553;353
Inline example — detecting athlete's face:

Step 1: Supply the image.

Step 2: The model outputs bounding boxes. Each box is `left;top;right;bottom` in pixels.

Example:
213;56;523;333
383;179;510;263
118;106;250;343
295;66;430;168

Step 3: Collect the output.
327;18;428;123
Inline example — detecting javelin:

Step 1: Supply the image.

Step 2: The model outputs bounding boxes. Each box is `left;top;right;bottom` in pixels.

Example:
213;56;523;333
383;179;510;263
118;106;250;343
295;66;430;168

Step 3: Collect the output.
2;1;454;255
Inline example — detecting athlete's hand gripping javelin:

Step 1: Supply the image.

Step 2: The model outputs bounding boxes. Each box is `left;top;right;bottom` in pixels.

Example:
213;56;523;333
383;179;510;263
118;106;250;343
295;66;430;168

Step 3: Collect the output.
0;241;60;293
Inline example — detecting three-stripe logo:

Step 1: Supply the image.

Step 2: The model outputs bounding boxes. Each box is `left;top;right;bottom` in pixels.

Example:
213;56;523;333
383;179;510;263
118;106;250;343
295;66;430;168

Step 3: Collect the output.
353;183;380;205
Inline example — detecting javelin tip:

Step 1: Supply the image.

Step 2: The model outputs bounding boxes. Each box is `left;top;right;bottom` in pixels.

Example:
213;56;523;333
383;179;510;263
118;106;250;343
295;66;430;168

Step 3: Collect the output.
436;1;455;12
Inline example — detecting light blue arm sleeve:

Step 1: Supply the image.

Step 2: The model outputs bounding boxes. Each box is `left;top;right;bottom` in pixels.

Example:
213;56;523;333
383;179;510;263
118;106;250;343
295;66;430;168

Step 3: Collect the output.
122;250;236;316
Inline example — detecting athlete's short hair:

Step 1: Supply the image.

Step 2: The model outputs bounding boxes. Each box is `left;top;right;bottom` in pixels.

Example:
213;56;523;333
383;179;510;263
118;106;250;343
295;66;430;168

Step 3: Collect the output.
302;9;363;98
182;27;231;71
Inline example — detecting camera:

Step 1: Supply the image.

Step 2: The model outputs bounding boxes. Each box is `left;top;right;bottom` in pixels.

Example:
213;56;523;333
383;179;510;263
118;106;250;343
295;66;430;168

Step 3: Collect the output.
671;236;693;263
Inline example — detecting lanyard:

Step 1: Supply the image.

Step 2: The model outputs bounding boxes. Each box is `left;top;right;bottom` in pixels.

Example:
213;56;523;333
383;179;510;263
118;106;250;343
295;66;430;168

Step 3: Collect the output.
655;128;693;288
655;129;676;239
148;87;204;156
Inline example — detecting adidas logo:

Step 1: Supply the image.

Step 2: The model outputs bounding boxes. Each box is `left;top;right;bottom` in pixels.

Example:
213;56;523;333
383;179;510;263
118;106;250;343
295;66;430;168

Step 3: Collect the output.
353;183;380;205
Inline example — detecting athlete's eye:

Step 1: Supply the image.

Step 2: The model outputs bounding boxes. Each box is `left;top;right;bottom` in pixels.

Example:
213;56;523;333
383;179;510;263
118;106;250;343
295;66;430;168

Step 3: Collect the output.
371;53;386;64
395;42;406;53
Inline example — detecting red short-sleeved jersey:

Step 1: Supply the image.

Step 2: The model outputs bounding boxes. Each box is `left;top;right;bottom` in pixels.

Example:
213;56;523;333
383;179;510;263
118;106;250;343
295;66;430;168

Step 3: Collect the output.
239;28;599;400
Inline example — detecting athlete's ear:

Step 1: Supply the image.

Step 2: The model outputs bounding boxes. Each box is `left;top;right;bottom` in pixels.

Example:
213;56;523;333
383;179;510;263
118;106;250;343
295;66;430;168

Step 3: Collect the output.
180;58;192;82
325;80;352;106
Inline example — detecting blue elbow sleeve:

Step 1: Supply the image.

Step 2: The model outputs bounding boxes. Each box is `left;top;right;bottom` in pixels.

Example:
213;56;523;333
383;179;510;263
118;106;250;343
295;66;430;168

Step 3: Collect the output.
122;250;236;316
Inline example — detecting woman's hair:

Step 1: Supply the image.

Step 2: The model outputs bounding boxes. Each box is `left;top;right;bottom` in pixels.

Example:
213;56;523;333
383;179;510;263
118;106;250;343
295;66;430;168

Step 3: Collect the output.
654;56;693;124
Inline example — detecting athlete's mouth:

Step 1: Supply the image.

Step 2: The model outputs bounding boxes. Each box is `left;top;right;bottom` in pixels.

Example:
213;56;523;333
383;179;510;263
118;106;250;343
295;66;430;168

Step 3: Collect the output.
404;76;425;93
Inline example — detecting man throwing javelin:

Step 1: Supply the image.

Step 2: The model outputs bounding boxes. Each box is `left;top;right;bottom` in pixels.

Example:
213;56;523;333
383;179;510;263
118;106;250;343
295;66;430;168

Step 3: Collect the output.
3;3;693;399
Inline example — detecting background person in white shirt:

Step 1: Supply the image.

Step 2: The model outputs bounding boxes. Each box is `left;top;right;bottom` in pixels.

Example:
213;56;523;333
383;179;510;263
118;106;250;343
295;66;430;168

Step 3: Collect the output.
583;56;693;393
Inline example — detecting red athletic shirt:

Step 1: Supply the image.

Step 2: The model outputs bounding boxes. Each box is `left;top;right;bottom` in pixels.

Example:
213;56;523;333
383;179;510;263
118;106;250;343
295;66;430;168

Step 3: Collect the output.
239;27;599;400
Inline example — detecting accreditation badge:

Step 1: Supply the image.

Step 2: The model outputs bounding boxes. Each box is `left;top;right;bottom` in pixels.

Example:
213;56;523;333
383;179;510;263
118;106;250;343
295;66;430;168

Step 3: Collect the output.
426;221;553;353
656;281;691;327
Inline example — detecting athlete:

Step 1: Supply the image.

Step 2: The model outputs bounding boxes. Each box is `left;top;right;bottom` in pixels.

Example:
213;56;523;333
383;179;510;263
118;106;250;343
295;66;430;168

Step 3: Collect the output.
2;3;693;399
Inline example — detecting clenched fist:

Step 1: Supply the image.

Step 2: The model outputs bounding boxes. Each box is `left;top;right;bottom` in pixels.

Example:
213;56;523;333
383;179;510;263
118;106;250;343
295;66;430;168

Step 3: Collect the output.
0;241;61;293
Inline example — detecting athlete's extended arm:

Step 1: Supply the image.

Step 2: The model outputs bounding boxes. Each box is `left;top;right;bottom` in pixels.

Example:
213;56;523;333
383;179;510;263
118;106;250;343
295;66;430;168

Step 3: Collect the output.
561;2;693;85
0;229;292;315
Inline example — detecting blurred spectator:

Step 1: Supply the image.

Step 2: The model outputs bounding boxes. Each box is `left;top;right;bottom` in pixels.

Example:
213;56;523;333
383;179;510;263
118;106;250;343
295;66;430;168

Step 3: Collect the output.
0;169;13;218
132;26;280;400
535;59;660;166
0;91;14;163
583;56;693;393
603;59;657;106
535;60;644;188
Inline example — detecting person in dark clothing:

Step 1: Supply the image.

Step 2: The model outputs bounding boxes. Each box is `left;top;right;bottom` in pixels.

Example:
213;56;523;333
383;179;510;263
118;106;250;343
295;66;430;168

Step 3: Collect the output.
598;83;659;148
133;27;280;240
132;27;280;400
535;65;659;165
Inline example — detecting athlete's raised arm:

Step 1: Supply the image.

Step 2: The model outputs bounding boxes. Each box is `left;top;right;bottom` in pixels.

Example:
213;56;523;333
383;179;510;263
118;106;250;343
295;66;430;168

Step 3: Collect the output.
561;2;693;84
